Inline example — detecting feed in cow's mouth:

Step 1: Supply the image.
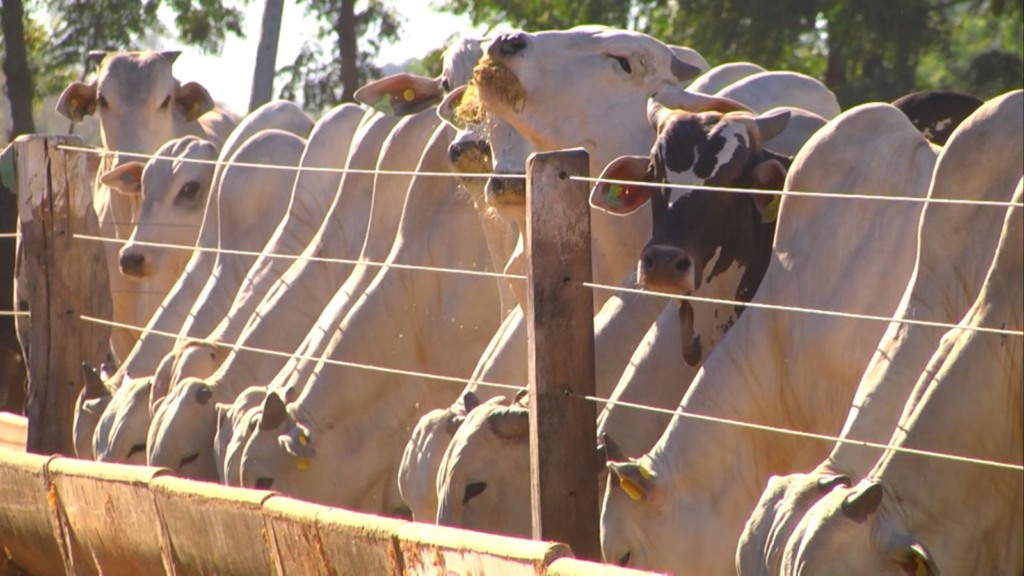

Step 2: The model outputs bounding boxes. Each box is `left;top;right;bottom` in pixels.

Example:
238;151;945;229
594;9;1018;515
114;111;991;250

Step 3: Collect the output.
472;56;526;114
454;83;487;126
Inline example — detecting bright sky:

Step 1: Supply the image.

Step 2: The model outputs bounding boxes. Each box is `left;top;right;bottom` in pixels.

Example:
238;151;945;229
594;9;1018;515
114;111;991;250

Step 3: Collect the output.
164;1;490;115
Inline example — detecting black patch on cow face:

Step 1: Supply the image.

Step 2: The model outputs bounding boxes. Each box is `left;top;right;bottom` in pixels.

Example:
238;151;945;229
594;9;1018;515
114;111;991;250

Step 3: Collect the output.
659;115;731;180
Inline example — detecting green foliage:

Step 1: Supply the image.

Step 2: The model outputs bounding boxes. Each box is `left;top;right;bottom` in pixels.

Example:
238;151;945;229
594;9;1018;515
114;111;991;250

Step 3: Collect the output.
277;0;403;114
436;0;1023;106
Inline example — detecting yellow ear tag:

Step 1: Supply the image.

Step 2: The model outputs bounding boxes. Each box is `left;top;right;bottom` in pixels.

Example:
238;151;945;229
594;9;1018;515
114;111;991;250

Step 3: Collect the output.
402;88;416;102
295;457;312;470
638;465;652;480
619;477;645;501
761;196;780;224
914;557;927;576
297;434;308;447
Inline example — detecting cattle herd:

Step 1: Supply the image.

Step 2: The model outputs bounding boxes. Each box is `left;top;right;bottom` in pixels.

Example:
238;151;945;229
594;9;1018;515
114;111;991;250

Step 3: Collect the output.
16;24;1020;575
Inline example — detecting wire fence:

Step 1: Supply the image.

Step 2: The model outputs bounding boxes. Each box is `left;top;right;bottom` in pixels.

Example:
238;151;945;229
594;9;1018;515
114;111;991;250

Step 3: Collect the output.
7;139;1023;474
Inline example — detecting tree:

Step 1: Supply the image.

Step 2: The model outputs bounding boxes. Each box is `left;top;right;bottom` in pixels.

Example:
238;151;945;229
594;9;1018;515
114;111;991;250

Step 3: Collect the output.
0;0;250;141
435;0;1023;106
277;0;402;114
1;0;36;137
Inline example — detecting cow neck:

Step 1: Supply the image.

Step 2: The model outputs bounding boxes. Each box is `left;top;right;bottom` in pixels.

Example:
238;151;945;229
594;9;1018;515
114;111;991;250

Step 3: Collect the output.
292;123;497;428
205;114;402;394
869;227;1022;572
592;279;671;398
827;96;1024;477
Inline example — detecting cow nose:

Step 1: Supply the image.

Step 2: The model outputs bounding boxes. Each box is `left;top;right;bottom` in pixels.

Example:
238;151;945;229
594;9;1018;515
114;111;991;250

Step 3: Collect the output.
485;175;526;205
490;32;528;58
448;138;491;167
640;245;693;290
119;253;145;274
254;477;274;489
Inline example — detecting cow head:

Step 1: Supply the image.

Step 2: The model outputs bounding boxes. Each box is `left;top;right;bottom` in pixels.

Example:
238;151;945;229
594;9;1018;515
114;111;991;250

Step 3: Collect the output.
779;481;940;576
436;397;533;536
591;106;790;365
216;386;268;486
240;391;317;495
473;26;747;173
57;51;214;157
146;371;222;481
104;136;218;280
92;375;154;465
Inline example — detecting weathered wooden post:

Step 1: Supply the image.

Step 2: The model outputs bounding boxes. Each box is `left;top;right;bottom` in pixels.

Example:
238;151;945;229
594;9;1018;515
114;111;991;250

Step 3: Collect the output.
525;148;600;560
6;135;111;455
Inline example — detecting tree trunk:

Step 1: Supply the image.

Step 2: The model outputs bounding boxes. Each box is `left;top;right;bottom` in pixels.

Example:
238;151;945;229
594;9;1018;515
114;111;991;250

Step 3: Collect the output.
249;0;285;112
1;0;37;139
824;34;846;90
337;0;359;103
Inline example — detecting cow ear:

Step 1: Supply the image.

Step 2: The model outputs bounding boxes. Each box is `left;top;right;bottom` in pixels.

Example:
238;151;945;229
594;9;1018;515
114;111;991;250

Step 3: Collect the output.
159;50;181;65
354;73;444;116
654;83;751;114
462;390;480;412
100;161;144;195
751;159;787;223
87;51;109;68
259;392;287;431
816;474;852;494
670;55;703;83
753;109;791;145
279;422;316;467
81;362;108;399
57;81;98;122
437;84;470;128
841;481;884;523
486;407;530;441
174;81;214;121
591;155;653;215
607;461;655;502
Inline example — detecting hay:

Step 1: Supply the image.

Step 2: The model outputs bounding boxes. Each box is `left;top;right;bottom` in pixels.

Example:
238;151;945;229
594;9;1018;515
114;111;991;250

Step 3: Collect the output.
454;83;488;127
471;56;527;114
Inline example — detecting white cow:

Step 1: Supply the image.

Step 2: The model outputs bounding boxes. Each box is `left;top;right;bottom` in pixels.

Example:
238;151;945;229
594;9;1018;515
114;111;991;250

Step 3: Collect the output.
73;102;312;460
57;50;236;360
780;179;1022;575
737;89;1024;576
93;129;306;464
145;104;368;479
434;106;795;535
715;71;841;119
238;121;501;516
687;61;766;95
600;103;937;573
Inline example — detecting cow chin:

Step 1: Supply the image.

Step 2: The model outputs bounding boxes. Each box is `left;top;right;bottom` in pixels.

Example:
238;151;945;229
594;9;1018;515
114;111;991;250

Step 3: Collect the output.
637;266;697;296
472;57;526;114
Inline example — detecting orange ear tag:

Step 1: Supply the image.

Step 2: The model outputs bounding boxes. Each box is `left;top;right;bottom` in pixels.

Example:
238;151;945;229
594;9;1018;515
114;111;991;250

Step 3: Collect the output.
620;477;645;501
297;434;308;447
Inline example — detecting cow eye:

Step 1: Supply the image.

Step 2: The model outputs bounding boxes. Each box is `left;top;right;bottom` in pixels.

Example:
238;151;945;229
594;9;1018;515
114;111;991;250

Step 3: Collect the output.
98;94;109;108
609;55;632;74
127;442;146;459
160;95;171;109
176;181;200;203
463;481;487;503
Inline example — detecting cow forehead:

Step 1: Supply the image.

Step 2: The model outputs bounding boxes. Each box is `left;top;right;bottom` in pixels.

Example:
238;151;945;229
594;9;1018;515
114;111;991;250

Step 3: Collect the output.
98;53;176;99
443;37;486;88
656;114;750;184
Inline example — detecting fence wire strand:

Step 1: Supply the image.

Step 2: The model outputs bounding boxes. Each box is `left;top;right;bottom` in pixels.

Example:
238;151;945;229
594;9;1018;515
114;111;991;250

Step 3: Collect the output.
580;394;1024;472
78;315;525;395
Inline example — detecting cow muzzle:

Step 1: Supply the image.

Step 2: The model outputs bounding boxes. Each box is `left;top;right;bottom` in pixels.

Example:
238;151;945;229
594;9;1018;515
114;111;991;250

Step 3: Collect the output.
639;244;695;294
448;139;491;173
485;174;526;206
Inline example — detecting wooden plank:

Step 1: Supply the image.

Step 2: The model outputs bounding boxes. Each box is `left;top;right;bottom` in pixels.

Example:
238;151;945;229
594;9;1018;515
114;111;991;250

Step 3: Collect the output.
11;135;111;456
525;148;600;560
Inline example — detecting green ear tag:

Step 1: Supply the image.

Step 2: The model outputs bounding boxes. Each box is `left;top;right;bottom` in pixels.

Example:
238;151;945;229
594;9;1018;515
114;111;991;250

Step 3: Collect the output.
374;96;395;115
761;195;780;224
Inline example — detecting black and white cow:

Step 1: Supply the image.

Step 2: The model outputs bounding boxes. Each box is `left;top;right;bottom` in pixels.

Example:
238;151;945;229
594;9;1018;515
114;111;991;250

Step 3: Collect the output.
591;104;793;364
892;89;983;145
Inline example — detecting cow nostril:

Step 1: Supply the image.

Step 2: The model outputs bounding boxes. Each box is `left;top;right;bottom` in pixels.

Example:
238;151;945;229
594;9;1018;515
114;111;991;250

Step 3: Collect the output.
641;254;655;273
618;551;632;566
255;477;274;489
120;253;144;271
675;257;691;273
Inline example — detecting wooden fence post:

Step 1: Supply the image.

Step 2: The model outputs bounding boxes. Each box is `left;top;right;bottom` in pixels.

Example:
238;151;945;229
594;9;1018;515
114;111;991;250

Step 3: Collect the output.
9;135;111;455
525;148;600;560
